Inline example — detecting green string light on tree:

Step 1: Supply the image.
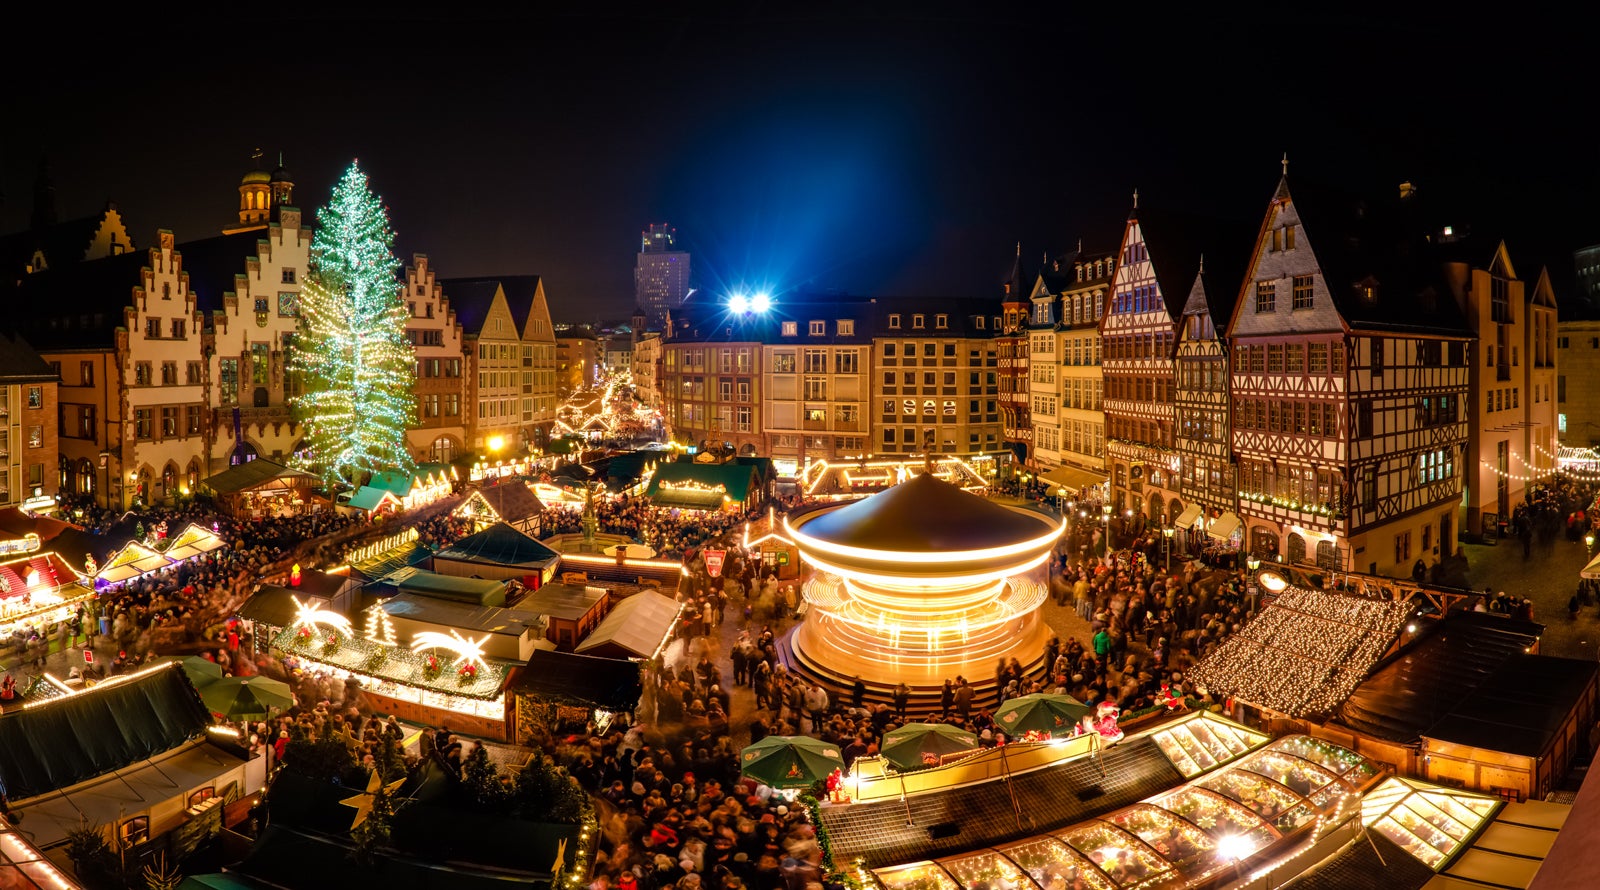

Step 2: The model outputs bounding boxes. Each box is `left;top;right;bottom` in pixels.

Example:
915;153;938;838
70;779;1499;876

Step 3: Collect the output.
290;160;417;490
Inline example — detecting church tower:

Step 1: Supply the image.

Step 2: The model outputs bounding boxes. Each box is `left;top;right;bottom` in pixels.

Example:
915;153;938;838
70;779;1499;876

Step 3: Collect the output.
226;149;295;234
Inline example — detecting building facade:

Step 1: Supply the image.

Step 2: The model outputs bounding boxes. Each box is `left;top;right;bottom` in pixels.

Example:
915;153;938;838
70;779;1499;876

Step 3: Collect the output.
401;255;467;464
998;251;1032;468
1227;177;1471;575
635;223;690;329
1102;210;1183;529
0;334;60;510
762;300;874;474
1032;250;1113;485
556;328;598;396
1440;241;1559;538
1557;319;1600;447
870;298;1004;463
1173;266;1237;549
661;329;765;456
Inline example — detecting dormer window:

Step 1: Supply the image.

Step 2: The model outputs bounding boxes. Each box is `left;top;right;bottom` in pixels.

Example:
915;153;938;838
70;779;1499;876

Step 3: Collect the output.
1076;264;1084;282
808;320;825;336
912;314;925;329
782;321;798;336
888;314;902;329
975;316;985;330
838;319;854;336
935;314;948;329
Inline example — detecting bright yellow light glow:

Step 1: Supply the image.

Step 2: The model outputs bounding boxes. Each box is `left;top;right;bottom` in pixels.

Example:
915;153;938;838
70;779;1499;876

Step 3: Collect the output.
410;629;491;672
488;435;505;452
292;595;354;637
785;512;1064;567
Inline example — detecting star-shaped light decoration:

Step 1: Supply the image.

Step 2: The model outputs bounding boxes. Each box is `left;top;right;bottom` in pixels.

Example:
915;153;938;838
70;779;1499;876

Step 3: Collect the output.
340;768;406;829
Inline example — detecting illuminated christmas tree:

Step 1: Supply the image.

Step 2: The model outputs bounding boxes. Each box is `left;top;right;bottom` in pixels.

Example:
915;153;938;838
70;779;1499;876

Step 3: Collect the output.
290;161;416;489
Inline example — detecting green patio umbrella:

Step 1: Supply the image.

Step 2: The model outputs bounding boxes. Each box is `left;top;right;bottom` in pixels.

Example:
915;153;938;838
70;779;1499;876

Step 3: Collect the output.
199;676;294;720
739;735;846;789
151;656;225;688
994;692;1093;738
880;722;978;771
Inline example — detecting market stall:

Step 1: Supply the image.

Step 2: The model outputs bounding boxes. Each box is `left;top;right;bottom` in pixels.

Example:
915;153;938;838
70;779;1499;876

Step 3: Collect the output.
199;459;324;518
510;648;642;742
430;521;560;588
161;523;227;562
344;464;457;515
869;734;1383;890
95;539;174;586
646;458;764;512
573;589;679;660
454;481;546;535
0;545;92;642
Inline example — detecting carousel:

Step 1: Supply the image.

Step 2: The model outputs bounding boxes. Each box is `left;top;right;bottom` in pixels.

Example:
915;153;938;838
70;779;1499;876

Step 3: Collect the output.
785;470;1064;691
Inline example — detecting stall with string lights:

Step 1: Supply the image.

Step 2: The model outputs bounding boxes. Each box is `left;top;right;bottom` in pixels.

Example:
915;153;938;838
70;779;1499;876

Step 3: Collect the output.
0;532;92;640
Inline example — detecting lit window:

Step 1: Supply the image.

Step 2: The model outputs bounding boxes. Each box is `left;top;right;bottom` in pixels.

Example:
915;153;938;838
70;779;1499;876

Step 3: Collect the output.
781;321;798;336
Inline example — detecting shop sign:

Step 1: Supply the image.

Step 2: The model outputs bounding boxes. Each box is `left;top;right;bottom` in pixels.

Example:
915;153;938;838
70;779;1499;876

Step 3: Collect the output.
704;549;726;578
0;533;41;555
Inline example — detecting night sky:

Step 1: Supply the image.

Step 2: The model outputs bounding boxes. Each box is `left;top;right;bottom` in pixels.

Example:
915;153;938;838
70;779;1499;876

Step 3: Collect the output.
4;9;1593;322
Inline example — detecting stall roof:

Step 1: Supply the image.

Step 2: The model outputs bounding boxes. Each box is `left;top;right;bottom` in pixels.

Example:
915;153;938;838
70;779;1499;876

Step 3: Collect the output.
200;459;317;495
0;507;73;542
1335;611;1544;743
0;663;210;802
1188;586;1412;719
382;567;507;607
1279;833;1438;890
381;593;544;637
239;574;344;627
576;590;680;658
646;460;759;505
346;486;402;512
0;818;78;889
13;737;245;850
460;481;545;522
163;522;227;561
513;649;642;711
518;582;607;620
1423;654;1599;757
348;541;432;583
433;521;559;568
234;824;546;890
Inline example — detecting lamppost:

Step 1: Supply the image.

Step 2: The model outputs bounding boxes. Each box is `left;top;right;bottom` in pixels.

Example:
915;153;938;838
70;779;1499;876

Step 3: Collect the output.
1102;503;1113;555
1163;524;1174;573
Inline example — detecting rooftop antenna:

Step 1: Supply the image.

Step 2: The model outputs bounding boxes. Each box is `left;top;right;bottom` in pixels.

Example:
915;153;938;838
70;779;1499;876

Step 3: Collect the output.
1132;188;1139;209
1282;152;1289;176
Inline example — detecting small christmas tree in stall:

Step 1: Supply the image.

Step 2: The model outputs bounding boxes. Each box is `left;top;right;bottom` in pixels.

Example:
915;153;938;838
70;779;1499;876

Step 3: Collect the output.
290;160;416;491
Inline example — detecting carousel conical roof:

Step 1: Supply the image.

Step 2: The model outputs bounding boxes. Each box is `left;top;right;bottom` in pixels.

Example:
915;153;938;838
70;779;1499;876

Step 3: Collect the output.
793;472;1054;552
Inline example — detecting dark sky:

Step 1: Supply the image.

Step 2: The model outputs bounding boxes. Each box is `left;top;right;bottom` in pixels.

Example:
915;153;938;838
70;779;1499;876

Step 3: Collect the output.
4;9;1593;322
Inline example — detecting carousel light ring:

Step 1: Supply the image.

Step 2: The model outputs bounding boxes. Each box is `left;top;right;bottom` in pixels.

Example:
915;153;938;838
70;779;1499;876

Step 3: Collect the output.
787;473;1063;686
292;595;354;637
410;629;491;673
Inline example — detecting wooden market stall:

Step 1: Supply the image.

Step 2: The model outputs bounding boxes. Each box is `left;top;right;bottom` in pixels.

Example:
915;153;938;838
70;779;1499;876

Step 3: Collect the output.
573;589;680;660
510;648;642;742
430;521;561;588
455;480;546;535
199;459;324;518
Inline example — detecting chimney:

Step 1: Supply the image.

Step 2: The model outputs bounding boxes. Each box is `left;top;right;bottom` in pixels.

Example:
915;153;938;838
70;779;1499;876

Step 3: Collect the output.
1399;181;1417;200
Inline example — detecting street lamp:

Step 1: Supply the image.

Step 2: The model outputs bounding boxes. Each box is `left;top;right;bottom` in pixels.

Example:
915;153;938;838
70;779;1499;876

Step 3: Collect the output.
1102;503;1113;556
1246;553;1261;572
1163;525;1174;573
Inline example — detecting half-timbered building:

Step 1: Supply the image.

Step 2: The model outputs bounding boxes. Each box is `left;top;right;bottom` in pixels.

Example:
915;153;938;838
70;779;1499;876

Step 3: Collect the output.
1174;261;1243;553
1031;247;1114;498
1227;176;1471;575
1102;203;1202;532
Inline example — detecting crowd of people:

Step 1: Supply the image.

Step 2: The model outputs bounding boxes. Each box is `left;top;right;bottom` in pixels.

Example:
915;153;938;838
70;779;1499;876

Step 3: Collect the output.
541;495;758;561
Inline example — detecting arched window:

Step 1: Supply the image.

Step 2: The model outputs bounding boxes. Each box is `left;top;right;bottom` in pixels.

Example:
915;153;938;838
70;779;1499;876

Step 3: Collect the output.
1287;533;1307;565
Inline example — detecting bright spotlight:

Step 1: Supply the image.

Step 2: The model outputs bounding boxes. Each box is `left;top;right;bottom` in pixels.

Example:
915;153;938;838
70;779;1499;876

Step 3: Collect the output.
1216;834;1254;862
729;294;750;313
751;292;772;312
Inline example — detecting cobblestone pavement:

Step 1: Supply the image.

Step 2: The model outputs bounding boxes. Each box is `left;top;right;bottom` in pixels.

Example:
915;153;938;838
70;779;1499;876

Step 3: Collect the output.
1463;533;1600;662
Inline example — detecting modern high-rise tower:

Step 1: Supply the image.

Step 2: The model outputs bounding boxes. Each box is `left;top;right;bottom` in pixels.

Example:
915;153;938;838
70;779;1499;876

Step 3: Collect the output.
635;223;690;329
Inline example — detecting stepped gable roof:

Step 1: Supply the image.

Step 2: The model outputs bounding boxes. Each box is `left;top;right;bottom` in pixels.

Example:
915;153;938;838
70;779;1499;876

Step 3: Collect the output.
437;277;505;335
1133;205;1255;322
1281;176;1473;336
172;230;269;312
796;472;1054;552
0;214;110;281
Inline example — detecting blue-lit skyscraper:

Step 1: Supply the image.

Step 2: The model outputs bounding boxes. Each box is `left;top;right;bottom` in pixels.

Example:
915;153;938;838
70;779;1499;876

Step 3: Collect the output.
635;223;690;329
